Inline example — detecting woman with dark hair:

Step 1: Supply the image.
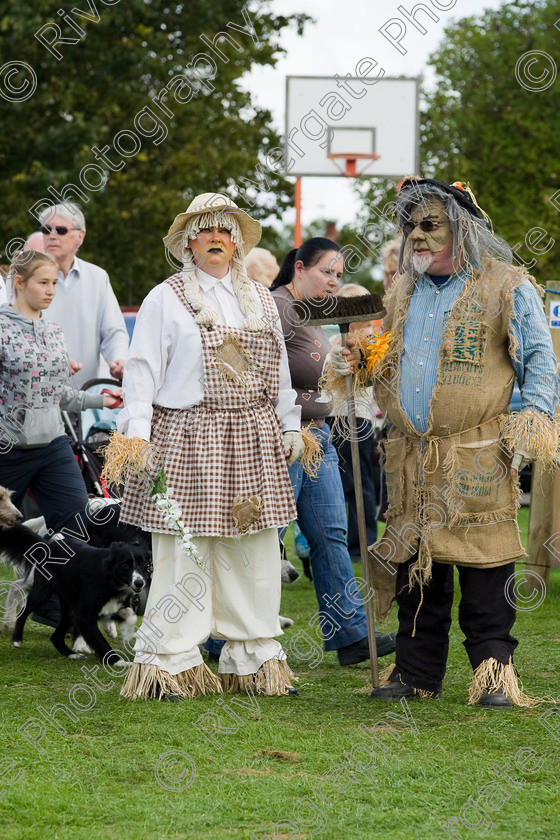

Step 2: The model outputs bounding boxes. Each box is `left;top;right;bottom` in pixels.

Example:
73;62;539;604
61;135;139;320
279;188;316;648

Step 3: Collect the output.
271;238;395;665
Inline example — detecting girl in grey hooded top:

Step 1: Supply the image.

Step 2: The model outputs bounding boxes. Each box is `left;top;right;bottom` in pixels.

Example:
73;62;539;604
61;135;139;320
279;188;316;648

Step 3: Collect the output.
0;250;119;533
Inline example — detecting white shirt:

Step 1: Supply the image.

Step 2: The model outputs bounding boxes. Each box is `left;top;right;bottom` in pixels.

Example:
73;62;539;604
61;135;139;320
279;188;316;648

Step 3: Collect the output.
117;268;301;440
43;255;129;388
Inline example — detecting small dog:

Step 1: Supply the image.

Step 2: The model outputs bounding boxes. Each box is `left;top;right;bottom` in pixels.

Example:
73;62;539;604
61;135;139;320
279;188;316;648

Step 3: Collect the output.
71;499;152;646
279;546;298;629
281;556;299;584
3;498;153;648
0;487;23;528
2;523;150;664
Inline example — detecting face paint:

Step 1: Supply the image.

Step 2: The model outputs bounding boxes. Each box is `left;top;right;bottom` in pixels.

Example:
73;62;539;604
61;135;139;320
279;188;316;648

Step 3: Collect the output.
407;199;452;254
187;215;236;270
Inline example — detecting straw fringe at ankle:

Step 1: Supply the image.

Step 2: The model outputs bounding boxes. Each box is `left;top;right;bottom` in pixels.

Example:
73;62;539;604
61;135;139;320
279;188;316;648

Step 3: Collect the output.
120;662;222;700
357;662;395;694
468;658;541;707
176;662;223;696
221;658;295;696
378;663;396;684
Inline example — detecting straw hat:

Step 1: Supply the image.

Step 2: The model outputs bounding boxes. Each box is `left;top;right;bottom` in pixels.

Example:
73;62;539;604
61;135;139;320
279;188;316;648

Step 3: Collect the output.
163;192;262;260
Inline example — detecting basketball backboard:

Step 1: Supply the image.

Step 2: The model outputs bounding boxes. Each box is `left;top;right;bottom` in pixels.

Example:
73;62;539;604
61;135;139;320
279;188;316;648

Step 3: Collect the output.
284;76;419;178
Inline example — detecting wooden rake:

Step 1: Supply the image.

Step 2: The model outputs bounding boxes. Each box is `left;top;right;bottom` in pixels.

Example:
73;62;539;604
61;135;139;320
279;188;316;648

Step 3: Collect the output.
304;293;386;687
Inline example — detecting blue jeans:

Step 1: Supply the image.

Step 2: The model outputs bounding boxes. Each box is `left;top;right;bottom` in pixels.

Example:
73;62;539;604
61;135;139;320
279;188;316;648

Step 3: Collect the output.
284;424;368;651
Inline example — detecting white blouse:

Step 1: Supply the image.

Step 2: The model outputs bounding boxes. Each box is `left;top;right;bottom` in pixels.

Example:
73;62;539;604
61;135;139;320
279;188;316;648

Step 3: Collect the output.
117;268;301;440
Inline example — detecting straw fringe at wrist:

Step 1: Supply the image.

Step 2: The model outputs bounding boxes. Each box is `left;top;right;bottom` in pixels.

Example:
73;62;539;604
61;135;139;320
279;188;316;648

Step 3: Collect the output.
220;657;295;696
499;409;560;470
468;658;541;707
101;432;160;487
300;427;323;478
120;662;223;700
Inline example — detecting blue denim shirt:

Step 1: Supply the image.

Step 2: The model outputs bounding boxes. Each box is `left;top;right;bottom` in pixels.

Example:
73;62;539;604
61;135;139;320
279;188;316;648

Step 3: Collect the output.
399;271;559;433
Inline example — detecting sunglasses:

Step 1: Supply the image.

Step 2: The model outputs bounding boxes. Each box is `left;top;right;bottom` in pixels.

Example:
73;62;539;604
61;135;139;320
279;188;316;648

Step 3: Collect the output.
402;219;447;236
40;224;79;236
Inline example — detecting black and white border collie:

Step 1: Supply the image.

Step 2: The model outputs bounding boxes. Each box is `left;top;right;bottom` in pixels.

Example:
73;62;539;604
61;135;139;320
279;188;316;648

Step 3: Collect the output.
1;497;152;664
2;524;150;665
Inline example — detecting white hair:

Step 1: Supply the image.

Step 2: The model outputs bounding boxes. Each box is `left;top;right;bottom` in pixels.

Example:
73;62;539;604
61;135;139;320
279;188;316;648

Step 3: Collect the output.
38;202;86;232
24;232;47;253
245;247;279;289
395;182;511;275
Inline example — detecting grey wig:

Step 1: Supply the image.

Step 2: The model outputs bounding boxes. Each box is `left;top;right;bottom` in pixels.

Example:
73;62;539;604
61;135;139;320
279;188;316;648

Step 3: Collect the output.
395;181;512;275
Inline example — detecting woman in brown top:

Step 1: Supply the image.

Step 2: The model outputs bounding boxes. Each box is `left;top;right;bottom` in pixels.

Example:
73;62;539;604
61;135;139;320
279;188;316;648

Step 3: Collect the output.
271;238;395;665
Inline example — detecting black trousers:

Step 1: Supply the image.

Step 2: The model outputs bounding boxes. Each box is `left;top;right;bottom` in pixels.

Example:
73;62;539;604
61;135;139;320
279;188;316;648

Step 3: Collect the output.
0;435;88;533
390;558;518;693
330;418;378;555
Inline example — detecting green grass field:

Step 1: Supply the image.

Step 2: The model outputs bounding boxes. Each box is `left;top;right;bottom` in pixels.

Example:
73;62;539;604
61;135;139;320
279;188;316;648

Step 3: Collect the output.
1;511;559;840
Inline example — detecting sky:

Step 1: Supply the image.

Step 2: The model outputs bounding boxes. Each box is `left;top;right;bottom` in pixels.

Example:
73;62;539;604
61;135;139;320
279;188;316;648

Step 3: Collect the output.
241;0;506;229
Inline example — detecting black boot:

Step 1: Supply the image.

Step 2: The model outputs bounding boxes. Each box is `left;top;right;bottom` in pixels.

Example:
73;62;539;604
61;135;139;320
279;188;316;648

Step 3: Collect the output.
337;632;396;665
370;681;441;701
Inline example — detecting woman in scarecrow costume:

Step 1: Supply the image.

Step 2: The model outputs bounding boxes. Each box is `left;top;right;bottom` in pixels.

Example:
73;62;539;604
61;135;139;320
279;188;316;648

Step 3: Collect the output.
332;178;559;707
111;193;303;700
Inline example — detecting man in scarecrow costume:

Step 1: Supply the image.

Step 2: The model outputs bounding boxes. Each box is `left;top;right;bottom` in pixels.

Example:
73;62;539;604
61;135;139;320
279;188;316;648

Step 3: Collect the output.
111;193;303;700
333;178;559;707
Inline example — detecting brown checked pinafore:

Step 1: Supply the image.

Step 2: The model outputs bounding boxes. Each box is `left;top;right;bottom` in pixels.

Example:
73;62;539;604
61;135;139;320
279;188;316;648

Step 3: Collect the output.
120;275;297;537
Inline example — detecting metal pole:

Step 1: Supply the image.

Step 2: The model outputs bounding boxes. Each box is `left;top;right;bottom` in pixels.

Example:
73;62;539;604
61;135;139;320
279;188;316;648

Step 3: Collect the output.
294;178;302;248
341;324;379;687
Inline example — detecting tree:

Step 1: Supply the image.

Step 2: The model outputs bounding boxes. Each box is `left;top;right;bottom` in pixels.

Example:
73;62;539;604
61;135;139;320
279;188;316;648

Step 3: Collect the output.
353;2;560;285
421;0;560;284
0;0;308;301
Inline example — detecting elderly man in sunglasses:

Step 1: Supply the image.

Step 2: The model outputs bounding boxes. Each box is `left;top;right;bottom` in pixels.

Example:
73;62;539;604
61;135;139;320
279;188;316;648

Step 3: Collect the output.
39;203;129;388
334;178;559;707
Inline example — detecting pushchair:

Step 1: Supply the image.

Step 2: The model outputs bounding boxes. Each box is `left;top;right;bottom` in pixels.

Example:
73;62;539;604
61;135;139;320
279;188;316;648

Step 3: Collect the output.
62;377;123;499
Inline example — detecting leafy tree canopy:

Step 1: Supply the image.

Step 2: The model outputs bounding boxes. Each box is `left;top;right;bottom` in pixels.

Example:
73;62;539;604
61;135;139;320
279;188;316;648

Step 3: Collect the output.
0;0;308;301
356;0;560;285
422;0;560;284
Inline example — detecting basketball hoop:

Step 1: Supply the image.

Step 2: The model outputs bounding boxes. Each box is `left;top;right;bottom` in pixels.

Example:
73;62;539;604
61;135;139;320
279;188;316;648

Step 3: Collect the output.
327;152;381;178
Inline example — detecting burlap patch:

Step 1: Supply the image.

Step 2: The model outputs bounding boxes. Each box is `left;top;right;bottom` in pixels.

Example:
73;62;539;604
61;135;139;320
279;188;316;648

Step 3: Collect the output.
443;439;515;524
382;436;407;515
445;322;487;364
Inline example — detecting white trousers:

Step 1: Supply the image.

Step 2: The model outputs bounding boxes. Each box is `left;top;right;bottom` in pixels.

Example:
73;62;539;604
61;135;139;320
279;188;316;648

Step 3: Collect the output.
133;528;285;676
